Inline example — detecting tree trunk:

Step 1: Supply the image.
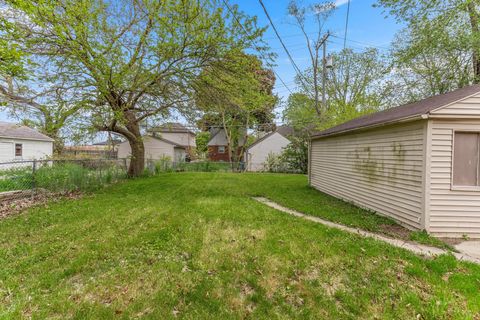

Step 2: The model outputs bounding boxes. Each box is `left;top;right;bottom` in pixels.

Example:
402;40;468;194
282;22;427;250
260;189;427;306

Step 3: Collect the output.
122;113;145;177
127;136;145;177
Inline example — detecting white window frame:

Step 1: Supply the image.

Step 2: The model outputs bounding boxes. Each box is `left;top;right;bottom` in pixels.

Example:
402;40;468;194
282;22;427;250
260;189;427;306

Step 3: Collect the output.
451;130;480;191
218;146;226;154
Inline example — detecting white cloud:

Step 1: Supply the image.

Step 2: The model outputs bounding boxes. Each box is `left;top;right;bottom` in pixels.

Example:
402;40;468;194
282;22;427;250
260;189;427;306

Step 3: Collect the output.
335;0;351;7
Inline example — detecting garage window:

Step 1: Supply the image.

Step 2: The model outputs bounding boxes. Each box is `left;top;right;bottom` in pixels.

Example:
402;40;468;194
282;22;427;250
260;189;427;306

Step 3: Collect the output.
15;143;23;157
218;146;226;154
453;132;480;186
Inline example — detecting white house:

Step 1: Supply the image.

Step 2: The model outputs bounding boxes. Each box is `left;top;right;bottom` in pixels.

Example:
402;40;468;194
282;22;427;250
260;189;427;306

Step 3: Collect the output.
117;123;196;162
0;122;54;164
246;125;294;171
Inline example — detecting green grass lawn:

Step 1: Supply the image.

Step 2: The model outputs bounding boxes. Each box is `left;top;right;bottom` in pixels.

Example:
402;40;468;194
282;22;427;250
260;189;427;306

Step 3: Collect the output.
0;173;479;319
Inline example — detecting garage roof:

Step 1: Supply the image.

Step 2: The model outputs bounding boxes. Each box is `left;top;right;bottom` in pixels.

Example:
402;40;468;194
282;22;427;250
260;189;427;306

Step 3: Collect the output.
0;122;54;142
312;84;480;139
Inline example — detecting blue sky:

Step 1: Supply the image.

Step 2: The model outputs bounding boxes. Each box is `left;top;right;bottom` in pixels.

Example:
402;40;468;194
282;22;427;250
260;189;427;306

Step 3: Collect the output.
0;0;402;123
232;0;402;102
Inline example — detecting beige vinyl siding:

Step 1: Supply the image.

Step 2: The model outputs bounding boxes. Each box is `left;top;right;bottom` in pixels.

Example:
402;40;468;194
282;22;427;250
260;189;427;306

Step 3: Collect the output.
427;119;480;238
160;132;196;147
310;121;426;229
431;92;480;116
117;136;175;161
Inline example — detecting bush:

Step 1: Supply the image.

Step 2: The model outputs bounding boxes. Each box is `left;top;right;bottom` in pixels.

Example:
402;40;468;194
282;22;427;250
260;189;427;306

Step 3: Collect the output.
279;136;308;173
262;153;284;173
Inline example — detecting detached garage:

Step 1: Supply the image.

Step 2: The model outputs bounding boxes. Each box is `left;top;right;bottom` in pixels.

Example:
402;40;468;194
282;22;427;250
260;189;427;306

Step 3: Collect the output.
0;122;54;163
309;85;480;238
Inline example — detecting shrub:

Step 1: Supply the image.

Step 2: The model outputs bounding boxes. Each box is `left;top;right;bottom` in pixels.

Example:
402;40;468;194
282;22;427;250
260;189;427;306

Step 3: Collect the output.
262;152;283;173
35;161;125;192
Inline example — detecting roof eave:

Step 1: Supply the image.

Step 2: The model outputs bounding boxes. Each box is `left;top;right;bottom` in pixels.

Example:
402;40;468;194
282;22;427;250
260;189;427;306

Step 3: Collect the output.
246;132;274;150
0;135;54;142
311;114;427;140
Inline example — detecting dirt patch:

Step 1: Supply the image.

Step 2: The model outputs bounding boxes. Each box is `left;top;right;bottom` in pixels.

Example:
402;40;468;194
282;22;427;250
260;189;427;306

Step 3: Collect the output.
0;191;82;219
439;238;464;246
378;224;411;240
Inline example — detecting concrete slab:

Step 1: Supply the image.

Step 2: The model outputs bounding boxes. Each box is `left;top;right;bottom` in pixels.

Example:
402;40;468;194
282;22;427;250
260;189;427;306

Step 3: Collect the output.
455;241;480;260
253;197;480;265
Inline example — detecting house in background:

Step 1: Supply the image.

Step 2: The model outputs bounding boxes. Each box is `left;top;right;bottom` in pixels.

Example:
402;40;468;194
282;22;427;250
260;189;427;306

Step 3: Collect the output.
0;122;53;163
309;84;480;239
117;123;195;162
63;139;121;159
246;125;294;171
149;123;196;152
207;127;246;162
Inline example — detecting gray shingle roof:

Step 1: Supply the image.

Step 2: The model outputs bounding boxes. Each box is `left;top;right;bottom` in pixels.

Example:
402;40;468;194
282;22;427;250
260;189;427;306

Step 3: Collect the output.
149;122;195;135
312;84;480;139
0;122;54;142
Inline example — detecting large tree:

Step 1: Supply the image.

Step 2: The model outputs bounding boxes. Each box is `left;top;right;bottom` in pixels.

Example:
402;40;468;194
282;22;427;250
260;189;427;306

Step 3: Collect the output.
3;0;265;176
195;51;276;165
0;68;85;152
0;3;85;151
388;25;473;103
376;0;480;96
287;48;392;131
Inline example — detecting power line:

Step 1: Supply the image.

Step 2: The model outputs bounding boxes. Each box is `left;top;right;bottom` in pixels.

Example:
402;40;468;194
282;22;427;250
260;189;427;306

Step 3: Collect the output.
257;0;311;90
220;0;294;95
331;34;390;51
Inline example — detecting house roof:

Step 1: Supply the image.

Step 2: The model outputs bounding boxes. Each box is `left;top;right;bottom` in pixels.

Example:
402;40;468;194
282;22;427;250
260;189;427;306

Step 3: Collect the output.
117;135;188;148
312;84;480;139
207;128;222;145
64;145;111;151
247;125;294;150
149;122;195;135
0;122;54;142
92;139;122;146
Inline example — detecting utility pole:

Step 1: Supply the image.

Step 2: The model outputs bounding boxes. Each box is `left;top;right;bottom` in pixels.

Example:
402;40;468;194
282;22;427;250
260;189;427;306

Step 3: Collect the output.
321;32;331;110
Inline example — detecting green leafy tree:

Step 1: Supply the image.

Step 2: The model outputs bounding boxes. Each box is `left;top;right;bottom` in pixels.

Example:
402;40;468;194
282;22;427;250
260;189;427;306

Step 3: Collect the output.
287;48;392;132
282;93;319;133
0;8;27;79
0;2;84;152
195;131;211;159
195;51;276;165
3;0;265;176
283;48;391;173
388;25;473;103
376;0;479;97
280;135;308;174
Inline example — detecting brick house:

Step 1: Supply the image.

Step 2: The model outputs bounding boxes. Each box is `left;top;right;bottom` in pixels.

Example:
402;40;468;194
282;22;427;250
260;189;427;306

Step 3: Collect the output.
207;128;246;162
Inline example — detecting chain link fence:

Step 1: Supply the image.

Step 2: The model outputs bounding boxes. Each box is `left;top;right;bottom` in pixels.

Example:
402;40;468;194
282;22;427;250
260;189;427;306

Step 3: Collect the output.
145;159;246;173
0;158;300;217
0;159;127;206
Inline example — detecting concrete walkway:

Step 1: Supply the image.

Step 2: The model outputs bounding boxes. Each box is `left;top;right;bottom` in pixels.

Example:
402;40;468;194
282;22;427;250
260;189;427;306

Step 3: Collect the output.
455;241;480;260
253;197;480;265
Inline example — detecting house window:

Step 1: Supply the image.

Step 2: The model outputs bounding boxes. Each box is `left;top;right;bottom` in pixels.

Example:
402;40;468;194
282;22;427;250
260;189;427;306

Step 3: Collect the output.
218;146;226;154
15;143;22;157
453;132;480;187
